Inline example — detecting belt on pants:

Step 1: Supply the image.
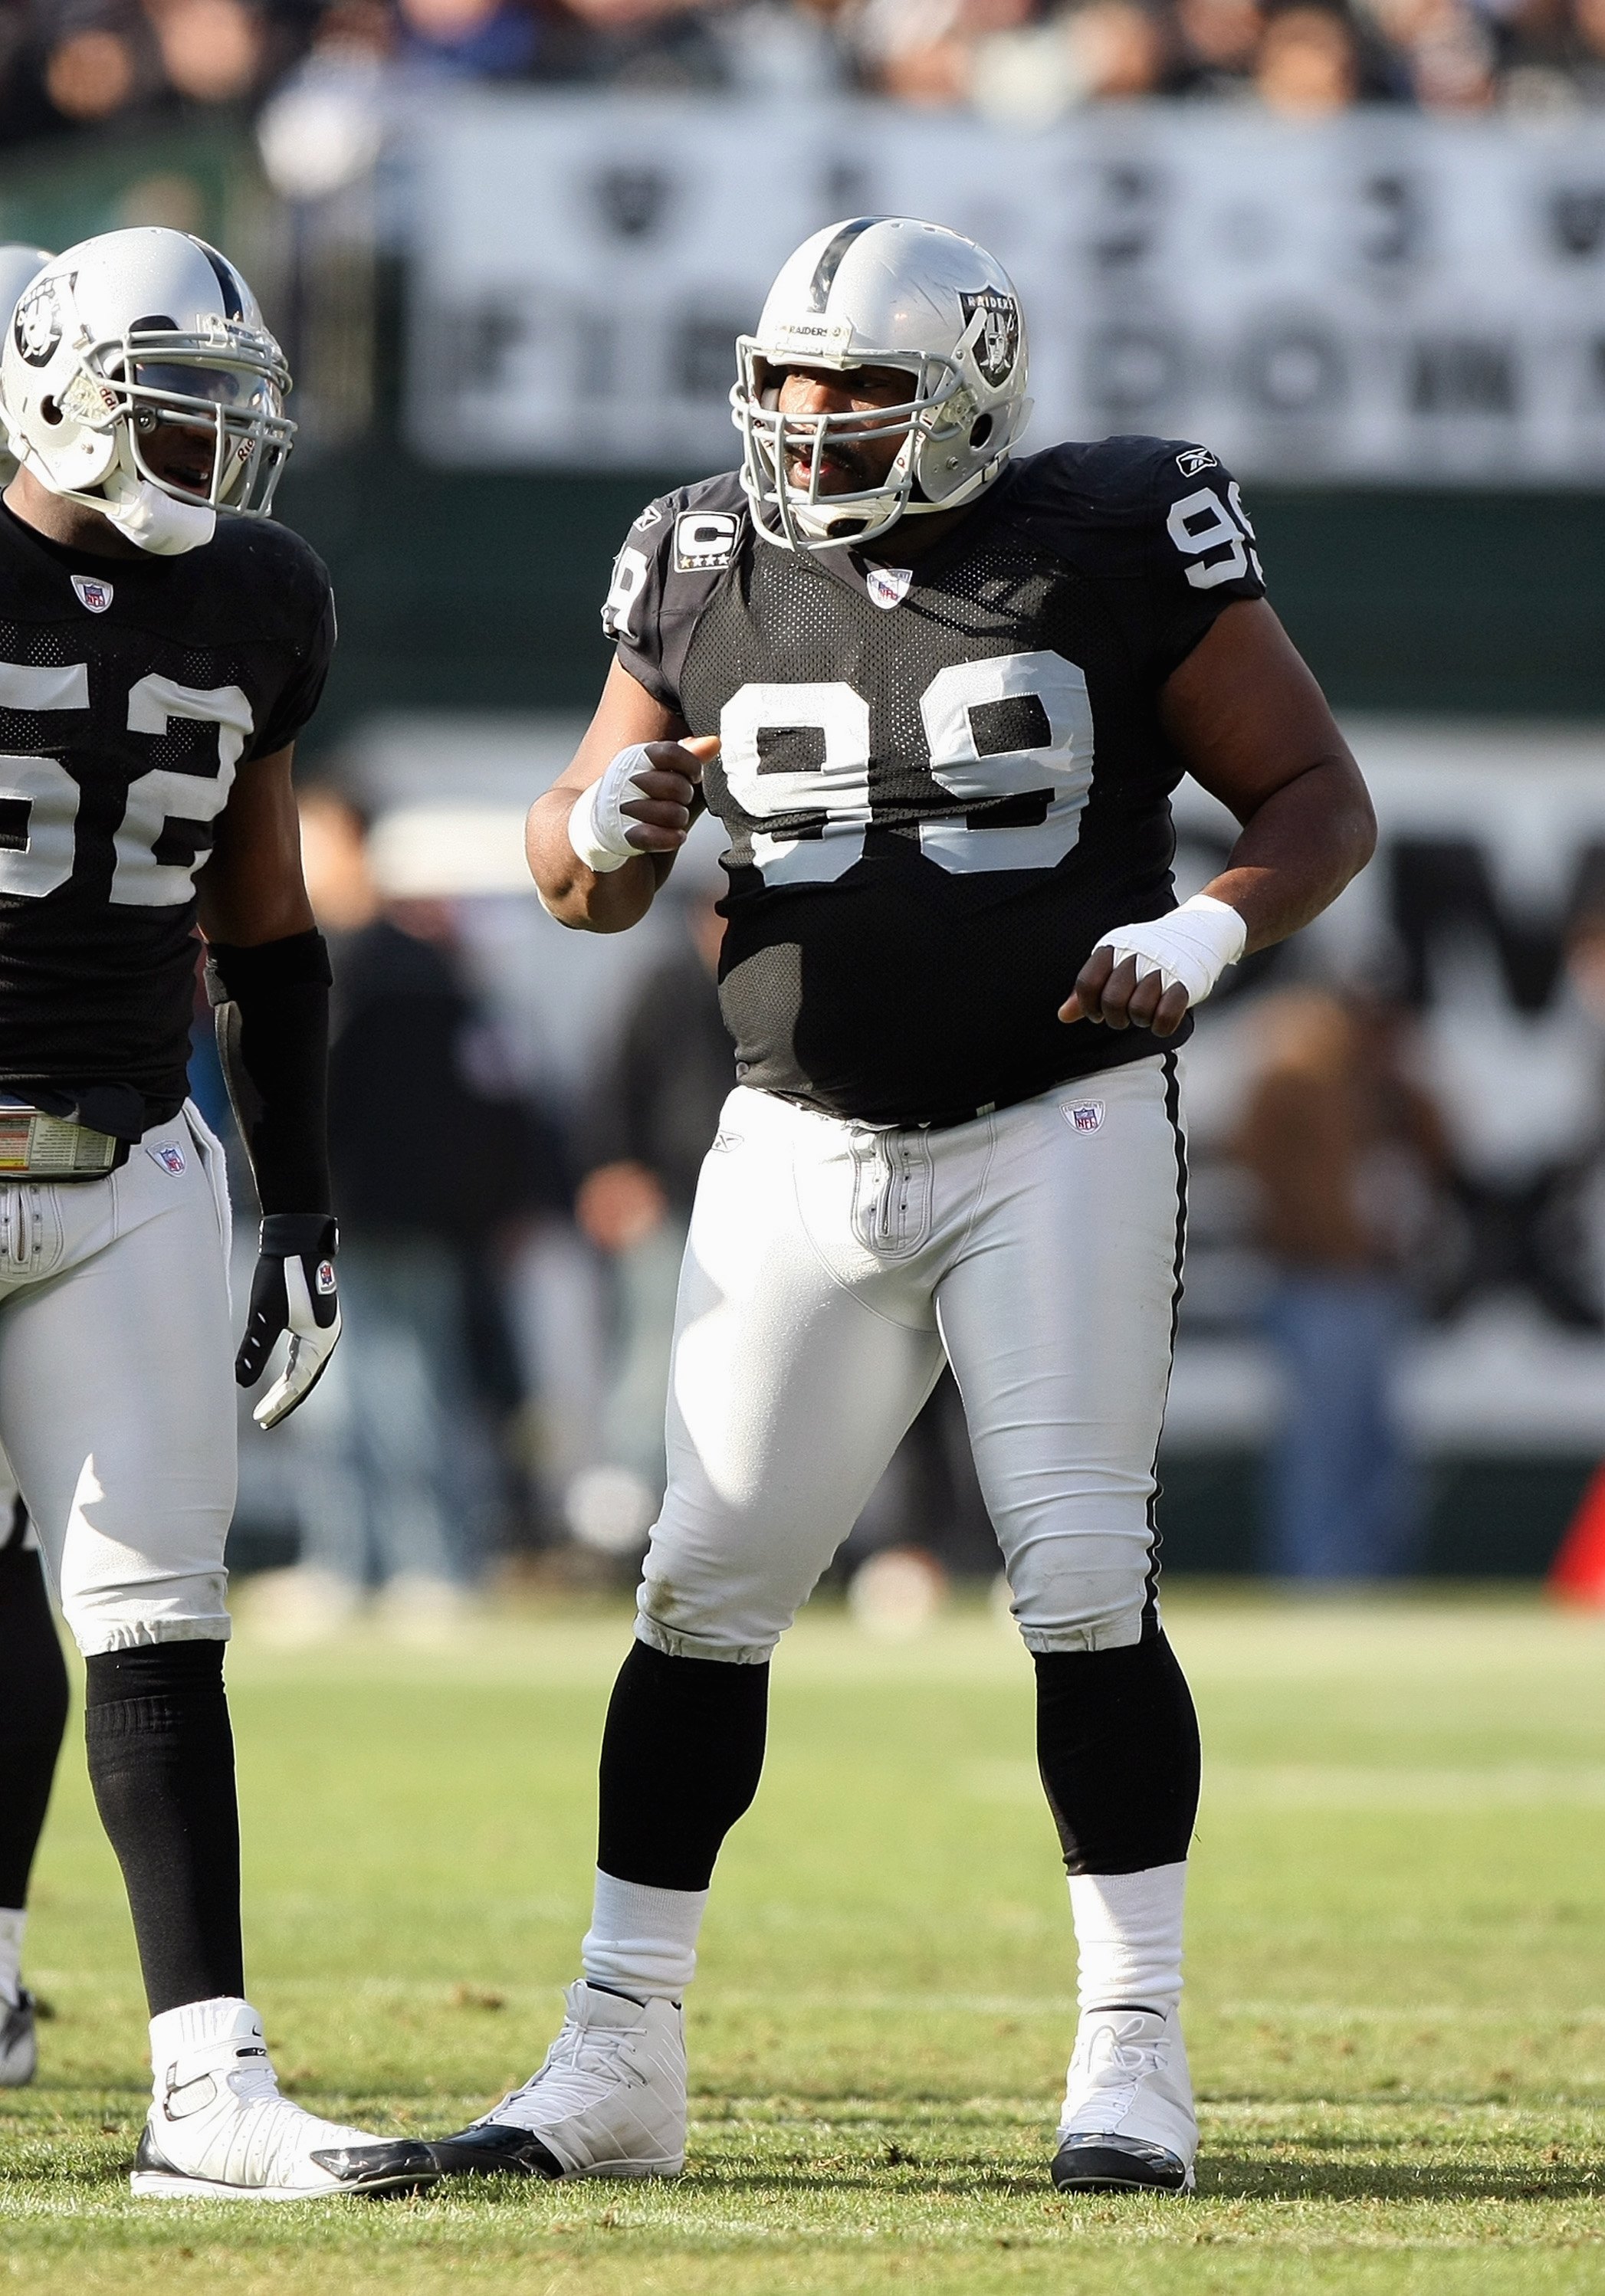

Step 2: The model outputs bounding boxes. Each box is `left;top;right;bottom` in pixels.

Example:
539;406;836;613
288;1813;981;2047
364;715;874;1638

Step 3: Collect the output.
0;1100;128;1180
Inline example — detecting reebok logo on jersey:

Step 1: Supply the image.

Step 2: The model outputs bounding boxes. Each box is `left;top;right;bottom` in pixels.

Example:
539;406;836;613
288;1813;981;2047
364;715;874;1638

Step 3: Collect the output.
866;566;913;611
70;574;113;614
146;1141;186;1174
1065;1102;1104;1133
1175;447;1218;477
674;511;740;572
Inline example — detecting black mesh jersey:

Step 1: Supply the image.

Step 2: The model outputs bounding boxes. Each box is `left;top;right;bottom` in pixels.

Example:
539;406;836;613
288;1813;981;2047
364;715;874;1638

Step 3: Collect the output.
0;503;334;1132
605;436;1265;1128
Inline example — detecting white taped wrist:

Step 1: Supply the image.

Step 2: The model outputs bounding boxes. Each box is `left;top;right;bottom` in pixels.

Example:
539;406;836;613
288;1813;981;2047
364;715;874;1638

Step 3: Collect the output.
568;744;655;874
1092;893;1247;1009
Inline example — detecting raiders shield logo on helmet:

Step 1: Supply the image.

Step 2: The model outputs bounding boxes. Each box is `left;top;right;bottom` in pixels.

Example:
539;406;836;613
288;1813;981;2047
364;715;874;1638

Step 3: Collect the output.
958;289;1020;388
13;281;61;369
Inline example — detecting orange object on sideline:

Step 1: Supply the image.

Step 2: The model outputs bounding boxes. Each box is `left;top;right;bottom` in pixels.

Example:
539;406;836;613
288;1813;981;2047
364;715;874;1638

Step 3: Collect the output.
1548;1464;1605;1605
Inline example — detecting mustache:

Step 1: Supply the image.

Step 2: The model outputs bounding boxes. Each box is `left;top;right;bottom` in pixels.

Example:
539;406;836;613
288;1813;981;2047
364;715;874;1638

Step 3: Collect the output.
783;436;872;481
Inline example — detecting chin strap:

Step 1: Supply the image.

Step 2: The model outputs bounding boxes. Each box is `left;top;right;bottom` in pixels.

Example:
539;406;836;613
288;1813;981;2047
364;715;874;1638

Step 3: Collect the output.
97;468;216;556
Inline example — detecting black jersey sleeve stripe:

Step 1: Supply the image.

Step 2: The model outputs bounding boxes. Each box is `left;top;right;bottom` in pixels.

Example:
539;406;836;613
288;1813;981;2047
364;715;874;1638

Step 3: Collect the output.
809;218;885;313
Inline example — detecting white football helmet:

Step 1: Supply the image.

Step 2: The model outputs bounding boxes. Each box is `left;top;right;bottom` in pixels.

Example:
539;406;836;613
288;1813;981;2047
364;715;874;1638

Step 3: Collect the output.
0;228;293;556
0;248;51;490
731;216;1031;552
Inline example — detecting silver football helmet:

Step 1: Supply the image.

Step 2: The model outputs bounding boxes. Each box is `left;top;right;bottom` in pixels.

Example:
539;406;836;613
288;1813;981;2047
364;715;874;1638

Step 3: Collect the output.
731;215;1032;552
0;228;293;555
0;247;51;491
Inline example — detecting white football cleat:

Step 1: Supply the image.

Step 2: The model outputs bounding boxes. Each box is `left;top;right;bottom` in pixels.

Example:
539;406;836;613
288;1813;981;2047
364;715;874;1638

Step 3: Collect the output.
1050;2006;1197;2193
0;1989;38;2087
426;1980;686;2180
130;1997;438;2200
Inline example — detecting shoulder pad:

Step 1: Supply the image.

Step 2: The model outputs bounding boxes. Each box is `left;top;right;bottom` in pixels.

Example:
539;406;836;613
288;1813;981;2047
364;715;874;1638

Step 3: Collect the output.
1006;436;1216;528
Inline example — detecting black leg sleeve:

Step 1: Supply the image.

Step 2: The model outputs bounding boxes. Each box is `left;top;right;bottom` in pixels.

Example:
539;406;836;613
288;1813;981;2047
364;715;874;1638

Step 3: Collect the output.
1035;1632;1201;1876
597;1642;770;1892
84;1642;245;2016
0;1540;70;1909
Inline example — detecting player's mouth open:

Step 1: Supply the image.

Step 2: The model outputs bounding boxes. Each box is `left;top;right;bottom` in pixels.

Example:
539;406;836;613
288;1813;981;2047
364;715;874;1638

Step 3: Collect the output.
789;449;862;488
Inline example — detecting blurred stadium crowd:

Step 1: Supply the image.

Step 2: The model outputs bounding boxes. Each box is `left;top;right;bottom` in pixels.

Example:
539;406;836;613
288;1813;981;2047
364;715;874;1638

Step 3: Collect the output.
6;0;1605;156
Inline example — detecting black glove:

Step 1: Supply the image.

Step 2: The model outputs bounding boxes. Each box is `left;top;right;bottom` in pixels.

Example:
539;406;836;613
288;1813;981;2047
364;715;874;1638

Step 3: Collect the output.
235;1214;341;1430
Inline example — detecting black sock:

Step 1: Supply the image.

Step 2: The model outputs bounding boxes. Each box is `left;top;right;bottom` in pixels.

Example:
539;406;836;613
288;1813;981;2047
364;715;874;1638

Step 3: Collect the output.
0;1538;70;1910
597;1641;769;1891
1035;1632;1201;1875
84;1642;244;2016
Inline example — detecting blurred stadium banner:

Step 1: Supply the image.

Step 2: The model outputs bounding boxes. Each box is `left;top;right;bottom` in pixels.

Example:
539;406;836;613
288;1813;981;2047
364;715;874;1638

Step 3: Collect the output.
405;93;1605;485
1173;720;1605;1458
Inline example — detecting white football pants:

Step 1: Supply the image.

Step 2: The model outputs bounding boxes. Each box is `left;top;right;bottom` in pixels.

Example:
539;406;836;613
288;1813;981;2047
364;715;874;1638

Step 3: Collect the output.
638;1054;1186;1664
0;1107;236;1655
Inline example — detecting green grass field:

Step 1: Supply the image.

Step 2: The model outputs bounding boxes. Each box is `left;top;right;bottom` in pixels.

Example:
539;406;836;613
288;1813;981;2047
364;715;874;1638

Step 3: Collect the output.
3;1589;1604;2292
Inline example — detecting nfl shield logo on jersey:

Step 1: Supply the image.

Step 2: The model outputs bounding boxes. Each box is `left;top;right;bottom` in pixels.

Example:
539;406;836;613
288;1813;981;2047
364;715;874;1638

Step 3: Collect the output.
1066;1102;1104;1133
866;566;914;612
146;1141;186;1175
70;573;113;614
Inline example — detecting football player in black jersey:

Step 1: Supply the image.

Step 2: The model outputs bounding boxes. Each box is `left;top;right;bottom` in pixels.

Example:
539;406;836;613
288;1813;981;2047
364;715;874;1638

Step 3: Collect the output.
0;227;436;2199
0;242;68;2098
412;217;1375;2197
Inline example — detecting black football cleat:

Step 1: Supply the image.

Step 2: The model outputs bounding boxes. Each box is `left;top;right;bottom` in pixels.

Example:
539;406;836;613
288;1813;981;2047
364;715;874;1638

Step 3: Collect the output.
1051;2133;1193;2193
305;2140;443;2194
427;2122;566;2179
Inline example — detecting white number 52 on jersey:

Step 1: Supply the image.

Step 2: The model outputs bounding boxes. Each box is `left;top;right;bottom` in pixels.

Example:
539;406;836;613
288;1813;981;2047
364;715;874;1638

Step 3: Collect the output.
0;663;252;907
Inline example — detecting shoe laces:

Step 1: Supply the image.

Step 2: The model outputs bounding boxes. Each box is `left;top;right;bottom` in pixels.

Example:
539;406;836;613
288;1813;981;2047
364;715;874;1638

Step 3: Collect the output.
487;2013;642;2130
1083;2032;1166;2084
1063;2020;1169;2130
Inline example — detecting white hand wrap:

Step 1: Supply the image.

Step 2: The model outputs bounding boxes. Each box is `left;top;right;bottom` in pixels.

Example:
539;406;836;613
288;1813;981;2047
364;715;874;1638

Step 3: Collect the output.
1092;892;1247;1009
567;743;657;874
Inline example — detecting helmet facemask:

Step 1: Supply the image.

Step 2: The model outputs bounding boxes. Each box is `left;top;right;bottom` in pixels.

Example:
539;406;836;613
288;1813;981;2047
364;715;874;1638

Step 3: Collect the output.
733;343;967;552
84;320;294;517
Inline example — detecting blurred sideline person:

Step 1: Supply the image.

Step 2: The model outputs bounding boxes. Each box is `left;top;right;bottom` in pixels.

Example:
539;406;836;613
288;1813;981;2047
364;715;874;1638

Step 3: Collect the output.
569;886;734;1549
380;217;1375;2201
0;229;435;2198
1234;989;1449;1578
252;786;527;1636
0;241;67;2091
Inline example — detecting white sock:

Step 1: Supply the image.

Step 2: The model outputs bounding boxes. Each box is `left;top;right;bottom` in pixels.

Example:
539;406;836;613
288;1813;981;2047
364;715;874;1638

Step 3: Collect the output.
1068;1861;1187;2019
0;1908;24;2007
581;1869;708;2001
